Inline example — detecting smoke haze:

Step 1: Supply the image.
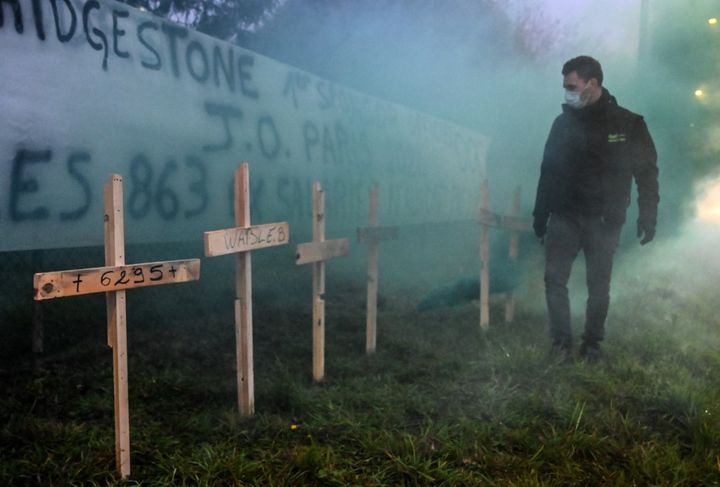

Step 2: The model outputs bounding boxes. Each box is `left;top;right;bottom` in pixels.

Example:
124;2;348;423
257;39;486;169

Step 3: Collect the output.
244;0;715;219
243;0;720;295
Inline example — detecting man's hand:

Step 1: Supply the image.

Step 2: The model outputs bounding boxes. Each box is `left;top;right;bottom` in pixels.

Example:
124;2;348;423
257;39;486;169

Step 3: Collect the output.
533;216;548;244
637;220;655;245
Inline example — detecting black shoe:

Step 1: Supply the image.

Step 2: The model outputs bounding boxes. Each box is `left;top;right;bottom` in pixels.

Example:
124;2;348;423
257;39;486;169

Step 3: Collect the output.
579;341;601;363
549;340;573;364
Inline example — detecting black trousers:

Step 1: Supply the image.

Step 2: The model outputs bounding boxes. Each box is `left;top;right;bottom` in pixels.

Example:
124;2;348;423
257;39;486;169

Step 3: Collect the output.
544;213;622;346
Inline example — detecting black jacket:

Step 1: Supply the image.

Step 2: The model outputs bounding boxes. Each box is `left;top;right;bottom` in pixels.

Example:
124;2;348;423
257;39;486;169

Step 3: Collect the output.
533;88;659;227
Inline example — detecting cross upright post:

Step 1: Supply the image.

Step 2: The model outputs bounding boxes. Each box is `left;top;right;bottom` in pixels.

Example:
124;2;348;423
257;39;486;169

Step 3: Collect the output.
235;163;254;418
104;174;130;478
478;179;491;330
504;186;522;323
365;185;379;354
312;182;326;381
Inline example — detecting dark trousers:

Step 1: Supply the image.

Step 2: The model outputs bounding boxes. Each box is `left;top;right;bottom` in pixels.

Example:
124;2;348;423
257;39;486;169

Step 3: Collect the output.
544;213;622;346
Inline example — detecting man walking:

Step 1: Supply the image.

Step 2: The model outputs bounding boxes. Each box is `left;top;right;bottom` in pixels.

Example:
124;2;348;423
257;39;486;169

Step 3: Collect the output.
533;56;659;362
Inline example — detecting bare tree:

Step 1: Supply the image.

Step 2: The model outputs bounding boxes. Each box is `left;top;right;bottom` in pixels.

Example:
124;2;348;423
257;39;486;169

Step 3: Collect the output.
116;0;283;40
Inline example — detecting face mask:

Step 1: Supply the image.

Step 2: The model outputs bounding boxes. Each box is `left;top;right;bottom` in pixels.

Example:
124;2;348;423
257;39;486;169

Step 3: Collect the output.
564;83;591;109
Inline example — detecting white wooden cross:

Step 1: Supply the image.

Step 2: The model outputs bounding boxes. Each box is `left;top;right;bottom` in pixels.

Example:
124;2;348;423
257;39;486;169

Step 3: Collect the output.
295;181;350;382
203;162;289;417
476;181;531;329
33;174;201;480
356;185;398;354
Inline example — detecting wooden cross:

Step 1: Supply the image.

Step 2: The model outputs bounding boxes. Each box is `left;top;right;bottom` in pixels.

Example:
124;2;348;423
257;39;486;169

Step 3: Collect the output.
476;181;532;329
356;185;398;354
203;162;290;417
295;181;350;382
33;174;201;480
478;179;491;330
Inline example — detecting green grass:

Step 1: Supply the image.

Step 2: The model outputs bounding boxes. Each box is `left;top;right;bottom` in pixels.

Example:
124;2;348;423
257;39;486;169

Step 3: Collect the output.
2;281;720;485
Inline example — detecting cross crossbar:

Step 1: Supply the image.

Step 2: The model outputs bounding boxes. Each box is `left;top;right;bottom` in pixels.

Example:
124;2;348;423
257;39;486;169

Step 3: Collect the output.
295;238;350;265
204;222;289;257
34;260;200;300
356;225;399;243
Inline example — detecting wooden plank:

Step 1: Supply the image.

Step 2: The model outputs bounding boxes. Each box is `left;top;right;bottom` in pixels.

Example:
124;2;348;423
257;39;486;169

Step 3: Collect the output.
234;163;254;417
295;238;350;265
357;225;398;243
477;208;501;227
312;182;326;295
204;222;289;257
479;179;490;330
104;174;131;480
33;259;201;300
505;186;522;323
500;215;532;233
312;182;326;382
312;295;325;381
366;185;379;354
235;297;253;416
477;211;531;232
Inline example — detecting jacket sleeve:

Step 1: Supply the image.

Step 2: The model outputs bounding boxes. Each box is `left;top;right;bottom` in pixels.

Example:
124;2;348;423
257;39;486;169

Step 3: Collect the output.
631;117;659;227
533;116;563;221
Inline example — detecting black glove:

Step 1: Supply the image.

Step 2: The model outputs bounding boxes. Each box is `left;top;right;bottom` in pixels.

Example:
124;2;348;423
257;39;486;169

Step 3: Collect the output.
637;220;655;245
533;216;548;242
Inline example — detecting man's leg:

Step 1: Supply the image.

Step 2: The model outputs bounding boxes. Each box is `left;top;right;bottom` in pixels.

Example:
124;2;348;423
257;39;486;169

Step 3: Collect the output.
544;214;581;349
582;218;622;346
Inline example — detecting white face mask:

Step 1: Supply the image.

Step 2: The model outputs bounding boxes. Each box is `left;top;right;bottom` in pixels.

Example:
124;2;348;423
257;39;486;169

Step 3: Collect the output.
564;83;591;109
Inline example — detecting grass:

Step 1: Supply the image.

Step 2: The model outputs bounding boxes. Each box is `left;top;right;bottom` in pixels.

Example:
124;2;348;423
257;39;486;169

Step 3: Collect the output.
2;277;720;485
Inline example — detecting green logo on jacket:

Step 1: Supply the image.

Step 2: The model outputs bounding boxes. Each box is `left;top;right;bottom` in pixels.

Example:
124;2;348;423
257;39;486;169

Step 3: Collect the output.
608;133;627;143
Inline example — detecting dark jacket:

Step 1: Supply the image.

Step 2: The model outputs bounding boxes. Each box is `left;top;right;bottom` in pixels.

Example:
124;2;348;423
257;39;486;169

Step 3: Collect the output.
533;88;659;227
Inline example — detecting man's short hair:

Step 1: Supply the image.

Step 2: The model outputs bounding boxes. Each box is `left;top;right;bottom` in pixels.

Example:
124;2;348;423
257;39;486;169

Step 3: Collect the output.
562;56;603;86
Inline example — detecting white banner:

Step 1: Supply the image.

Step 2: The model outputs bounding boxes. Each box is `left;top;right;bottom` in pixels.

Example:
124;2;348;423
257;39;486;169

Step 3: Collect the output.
0;0;487;251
